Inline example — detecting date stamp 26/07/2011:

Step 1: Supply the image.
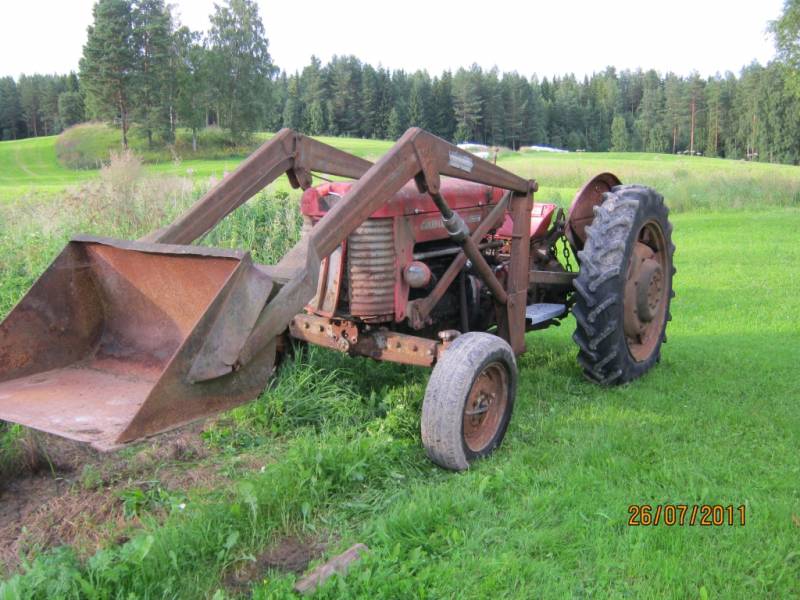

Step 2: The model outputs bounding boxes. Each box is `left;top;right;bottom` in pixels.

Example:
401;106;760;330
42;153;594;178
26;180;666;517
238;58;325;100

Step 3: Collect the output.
627;504;746;527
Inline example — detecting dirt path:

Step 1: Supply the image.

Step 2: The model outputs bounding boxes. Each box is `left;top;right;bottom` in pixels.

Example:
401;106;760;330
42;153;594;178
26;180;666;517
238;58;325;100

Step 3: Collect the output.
13;146;38;178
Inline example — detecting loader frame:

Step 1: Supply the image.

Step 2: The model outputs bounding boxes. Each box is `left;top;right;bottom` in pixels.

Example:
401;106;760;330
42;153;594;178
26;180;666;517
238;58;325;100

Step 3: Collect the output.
155;127;539;379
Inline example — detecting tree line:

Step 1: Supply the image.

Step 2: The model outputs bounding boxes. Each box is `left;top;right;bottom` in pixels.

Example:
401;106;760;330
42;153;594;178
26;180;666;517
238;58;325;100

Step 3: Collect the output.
1;0;799;164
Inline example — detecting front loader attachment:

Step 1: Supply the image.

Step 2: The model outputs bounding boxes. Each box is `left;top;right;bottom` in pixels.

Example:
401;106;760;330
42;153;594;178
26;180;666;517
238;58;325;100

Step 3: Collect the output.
0;236;279;450
0;127;537;449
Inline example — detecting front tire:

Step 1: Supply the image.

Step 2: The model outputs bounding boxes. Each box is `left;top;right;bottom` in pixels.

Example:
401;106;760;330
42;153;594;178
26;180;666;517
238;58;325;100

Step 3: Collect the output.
572;185;675;385
421;333;517;471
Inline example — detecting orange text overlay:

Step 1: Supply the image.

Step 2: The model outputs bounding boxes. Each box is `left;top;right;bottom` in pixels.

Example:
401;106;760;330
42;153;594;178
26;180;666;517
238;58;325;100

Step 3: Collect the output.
627;504;746;527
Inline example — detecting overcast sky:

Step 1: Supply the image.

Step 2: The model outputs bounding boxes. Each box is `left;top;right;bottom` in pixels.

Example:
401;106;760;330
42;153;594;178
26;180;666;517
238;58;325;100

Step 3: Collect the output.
0;0;785;79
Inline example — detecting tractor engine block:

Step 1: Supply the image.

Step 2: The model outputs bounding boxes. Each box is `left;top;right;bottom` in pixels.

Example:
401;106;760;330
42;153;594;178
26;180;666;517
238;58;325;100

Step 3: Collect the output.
300;178;557;330
300;179;506;327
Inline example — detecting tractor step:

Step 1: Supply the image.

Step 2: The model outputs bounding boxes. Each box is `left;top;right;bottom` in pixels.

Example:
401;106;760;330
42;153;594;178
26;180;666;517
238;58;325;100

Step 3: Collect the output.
525;302;566;325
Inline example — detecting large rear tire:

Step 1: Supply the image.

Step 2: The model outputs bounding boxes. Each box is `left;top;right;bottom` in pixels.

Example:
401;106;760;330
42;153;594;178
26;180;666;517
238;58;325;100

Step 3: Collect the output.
572;185;675;385
421;333;517;471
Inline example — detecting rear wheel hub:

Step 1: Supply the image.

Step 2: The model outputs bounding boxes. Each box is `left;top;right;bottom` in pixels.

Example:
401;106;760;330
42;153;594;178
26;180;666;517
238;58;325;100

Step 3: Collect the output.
636;259;663;322
623;221;669;362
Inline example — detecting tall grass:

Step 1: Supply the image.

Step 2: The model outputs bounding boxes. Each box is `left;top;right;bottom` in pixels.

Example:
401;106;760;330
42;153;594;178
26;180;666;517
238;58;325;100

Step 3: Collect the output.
0;149;306;483
0;150;304;318
505;151;800;211
0;424;26;485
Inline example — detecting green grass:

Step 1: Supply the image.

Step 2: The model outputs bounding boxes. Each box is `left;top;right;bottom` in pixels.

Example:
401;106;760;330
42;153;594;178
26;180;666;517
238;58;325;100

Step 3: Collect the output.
1;134;799;598
0;124;394;203
507;150;800;210
0;136;96;200
54;123;278;168
53;123;396;170
4;123;800;210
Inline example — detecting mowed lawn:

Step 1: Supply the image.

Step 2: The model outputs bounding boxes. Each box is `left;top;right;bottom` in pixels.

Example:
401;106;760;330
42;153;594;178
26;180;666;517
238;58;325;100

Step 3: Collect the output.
0;136;96;199
0;132;798;598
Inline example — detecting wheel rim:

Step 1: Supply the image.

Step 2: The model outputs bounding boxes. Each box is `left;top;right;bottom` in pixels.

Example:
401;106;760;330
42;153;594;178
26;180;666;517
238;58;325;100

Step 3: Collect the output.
463;362;509;453
623;220;670;362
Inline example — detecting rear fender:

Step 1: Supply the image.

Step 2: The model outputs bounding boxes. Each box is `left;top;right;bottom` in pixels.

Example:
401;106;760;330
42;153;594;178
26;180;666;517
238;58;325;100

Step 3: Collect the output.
565;172;621;251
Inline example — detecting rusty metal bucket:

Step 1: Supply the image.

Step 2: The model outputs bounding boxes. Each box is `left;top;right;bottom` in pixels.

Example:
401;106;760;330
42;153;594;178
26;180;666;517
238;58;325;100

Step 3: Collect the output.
0;236;278;450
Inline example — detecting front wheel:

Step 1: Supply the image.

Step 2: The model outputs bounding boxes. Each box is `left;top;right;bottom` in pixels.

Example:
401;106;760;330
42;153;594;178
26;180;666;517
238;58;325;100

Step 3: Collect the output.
572;184;675;385
421;333;517;471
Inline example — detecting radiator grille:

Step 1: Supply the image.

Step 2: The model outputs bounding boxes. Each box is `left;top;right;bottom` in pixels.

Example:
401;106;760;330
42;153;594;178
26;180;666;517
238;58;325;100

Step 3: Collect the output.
347;219;395;319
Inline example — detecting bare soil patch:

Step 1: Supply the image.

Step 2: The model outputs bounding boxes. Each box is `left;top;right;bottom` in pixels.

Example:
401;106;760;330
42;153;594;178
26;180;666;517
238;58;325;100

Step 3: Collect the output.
223;536;327;595
0;424;230;574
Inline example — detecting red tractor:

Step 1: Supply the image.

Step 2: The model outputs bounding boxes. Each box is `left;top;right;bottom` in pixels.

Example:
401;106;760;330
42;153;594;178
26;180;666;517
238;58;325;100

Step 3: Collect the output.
0;128;674;470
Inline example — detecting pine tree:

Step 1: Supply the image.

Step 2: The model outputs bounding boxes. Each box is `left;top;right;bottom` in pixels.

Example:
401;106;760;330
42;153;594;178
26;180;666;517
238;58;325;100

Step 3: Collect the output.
431;72;455;140
301;56;327;135
174;26;210;151
58;91;85;127
452;66;483;142
18;75;42;137
610;114;629;151
407;71;433;130
131;0;173;146
664;74;686;153
374;68;394;139
41;76;66;135
635;71;667;152
79;0;136;148
483;68;504;146
359;64;380;138
387;106;402;139
687;74;706;155
732;65;762;159
704;78;722;157
502;75;524;149
551;75;584;149
390;69;410;137
527;77;547;145
268;71;288;132
0;77;23;140
282;76;302;129
326;56;362;136
207;0;276;138
57;71;85;129
717;73;737;158
306;100;325;135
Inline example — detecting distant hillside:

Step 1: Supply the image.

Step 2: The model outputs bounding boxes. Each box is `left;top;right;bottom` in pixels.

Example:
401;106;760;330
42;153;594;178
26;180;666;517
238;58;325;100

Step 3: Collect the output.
55;123;269;169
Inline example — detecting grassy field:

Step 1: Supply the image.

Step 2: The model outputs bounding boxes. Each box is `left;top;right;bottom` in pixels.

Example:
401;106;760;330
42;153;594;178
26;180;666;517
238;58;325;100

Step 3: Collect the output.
0;124;395;204
3;123;800;211
0;130;799;598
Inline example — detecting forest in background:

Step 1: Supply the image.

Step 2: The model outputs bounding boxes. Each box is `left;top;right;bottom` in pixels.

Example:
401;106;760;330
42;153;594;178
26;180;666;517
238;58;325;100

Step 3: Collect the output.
1;0;800;164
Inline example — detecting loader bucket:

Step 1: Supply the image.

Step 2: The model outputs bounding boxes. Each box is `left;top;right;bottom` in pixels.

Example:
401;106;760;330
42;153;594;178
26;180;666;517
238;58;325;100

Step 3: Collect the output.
0;236;278;450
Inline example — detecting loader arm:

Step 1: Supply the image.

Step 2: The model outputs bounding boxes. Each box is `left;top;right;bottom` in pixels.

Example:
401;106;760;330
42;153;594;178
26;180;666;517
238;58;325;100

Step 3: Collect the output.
234;127;537;369
145;128;374;246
